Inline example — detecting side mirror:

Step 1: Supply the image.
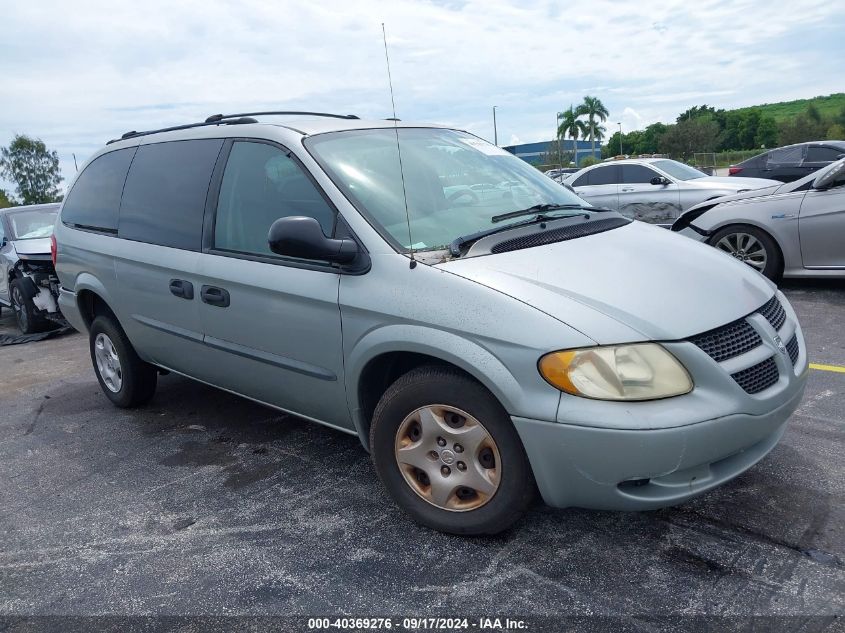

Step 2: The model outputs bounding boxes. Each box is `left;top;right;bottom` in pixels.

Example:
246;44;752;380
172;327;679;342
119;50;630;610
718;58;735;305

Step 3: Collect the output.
812;160;845;190
650;176;669;186
268;216;358;264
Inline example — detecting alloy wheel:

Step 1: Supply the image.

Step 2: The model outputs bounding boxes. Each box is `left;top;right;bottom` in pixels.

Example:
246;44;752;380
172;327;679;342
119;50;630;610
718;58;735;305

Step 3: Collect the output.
716;232;767;271
94;333;123;393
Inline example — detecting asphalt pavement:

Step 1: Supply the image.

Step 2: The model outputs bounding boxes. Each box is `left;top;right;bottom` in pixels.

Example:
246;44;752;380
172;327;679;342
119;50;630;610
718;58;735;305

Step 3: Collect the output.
0;281;843;631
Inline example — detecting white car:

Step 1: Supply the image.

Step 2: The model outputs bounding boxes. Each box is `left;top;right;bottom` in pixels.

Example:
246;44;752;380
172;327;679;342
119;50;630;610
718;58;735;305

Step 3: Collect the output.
564;158;779;224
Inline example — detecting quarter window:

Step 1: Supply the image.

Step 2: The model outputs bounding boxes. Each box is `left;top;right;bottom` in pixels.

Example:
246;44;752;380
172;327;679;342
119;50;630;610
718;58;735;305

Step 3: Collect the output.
61;148;136;232
767;145;804;165
214;142;336;256
119;139;224;251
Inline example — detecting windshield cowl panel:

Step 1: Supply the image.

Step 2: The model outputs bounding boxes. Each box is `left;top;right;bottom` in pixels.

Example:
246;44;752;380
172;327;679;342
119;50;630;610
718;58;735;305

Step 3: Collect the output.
304;128;587;253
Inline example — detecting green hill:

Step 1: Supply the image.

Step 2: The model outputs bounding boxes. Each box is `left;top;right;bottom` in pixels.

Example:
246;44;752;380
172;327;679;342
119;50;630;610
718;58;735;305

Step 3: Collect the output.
730;93;845;123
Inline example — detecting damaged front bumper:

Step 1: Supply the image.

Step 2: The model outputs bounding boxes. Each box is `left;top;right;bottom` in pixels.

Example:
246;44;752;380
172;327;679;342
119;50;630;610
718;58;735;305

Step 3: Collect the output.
13;254;67;326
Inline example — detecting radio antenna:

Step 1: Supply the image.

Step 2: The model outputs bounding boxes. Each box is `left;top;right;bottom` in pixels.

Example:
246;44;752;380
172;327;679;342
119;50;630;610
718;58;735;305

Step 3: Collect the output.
382;23;416;269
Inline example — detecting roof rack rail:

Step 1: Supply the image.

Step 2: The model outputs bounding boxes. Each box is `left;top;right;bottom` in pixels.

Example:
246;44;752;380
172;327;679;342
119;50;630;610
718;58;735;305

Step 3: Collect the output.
107;117;258;145
205;111;360;123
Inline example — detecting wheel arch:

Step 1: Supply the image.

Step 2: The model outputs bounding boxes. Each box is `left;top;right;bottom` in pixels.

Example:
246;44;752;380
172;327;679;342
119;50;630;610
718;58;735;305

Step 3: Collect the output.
74;275;120;331
707;221;785;265
346;327;526;451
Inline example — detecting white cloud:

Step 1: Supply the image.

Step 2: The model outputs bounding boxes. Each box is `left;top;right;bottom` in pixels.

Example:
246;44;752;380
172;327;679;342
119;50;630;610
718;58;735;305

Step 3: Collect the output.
0;0;842;193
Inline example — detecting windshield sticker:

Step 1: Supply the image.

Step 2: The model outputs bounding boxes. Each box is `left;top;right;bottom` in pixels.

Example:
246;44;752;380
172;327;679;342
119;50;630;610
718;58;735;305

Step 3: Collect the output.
458;137;512;157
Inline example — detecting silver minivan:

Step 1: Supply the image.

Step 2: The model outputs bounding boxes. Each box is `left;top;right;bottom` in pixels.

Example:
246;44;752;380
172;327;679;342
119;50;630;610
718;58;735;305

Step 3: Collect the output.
55;113;808;535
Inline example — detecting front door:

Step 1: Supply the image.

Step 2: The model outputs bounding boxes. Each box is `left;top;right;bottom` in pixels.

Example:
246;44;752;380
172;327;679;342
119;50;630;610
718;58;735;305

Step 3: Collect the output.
571;164;620;210
196;140;351;430
618;164;681;224
799;185;845;268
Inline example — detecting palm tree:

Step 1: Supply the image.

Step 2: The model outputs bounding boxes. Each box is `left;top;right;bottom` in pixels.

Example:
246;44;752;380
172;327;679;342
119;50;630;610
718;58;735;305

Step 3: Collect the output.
577;95;610;159
557;106;586;166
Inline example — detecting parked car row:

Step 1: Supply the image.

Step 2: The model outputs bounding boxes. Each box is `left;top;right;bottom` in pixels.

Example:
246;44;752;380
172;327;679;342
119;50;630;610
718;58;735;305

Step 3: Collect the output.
48;112;809;535
728;140;845;182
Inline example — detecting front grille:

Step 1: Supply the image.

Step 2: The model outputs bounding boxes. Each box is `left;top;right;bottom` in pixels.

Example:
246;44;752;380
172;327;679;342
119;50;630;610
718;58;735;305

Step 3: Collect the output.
786;334;799;366
758;295;786;331
690;319;762;363
489;217;630;254
731;357;779;394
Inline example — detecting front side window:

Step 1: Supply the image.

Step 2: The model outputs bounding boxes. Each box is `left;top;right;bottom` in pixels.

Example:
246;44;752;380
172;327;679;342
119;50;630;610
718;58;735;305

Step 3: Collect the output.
305;128;586;251
8;208;58;239
651;160;706;181
621;164;658;184
214;142;336;256
767;145;804;166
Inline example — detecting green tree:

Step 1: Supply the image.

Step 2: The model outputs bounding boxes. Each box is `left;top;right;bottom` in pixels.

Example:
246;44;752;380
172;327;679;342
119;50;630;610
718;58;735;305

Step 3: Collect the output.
557;106;586;165
658;118;720;160
755;116;778;148
676;104;718;123
826;123;845;140
0;189;15;208
639;123;668;154
0;135;63;205
576;95;609;159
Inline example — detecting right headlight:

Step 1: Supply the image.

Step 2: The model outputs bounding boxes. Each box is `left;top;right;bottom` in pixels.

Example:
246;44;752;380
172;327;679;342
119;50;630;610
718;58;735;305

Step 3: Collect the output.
538;343;693;401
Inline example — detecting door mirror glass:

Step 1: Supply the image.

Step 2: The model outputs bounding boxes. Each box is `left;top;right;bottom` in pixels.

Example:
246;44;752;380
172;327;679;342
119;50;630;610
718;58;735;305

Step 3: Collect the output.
650;176;669;186
812;160;845;190
268;216;358;264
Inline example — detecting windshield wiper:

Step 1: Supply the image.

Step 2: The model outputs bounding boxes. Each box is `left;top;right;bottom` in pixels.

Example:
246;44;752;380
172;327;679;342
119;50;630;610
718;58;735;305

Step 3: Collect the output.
491;204;592;223
449;207;595;257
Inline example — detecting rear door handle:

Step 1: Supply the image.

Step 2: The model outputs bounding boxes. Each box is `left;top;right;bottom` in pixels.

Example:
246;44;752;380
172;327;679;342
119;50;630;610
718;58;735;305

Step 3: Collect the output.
201;285;230;307
169;279;194;300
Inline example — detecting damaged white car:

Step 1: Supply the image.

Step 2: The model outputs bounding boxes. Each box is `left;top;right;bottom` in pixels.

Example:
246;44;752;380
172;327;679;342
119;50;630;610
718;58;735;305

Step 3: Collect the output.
0;203;65;334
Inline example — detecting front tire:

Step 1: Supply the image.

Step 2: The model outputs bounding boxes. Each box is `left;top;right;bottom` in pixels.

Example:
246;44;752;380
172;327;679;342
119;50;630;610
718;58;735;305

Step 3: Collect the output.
370;365;536;535
709;225;783;281
89;316;157;408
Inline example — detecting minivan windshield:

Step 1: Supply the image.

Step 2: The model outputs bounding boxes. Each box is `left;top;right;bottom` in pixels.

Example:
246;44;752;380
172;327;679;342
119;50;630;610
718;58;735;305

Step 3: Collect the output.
8;208;58;240
306;128;588;251
652;160;708;181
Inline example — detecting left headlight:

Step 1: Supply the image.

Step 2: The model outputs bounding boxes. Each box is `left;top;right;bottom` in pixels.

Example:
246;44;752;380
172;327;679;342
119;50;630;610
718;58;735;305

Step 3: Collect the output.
538;343;693;401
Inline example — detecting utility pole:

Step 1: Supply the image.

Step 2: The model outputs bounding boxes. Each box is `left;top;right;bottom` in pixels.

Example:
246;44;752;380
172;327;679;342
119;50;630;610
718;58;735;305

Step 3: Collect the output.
617;122;623;156
492;106;498;146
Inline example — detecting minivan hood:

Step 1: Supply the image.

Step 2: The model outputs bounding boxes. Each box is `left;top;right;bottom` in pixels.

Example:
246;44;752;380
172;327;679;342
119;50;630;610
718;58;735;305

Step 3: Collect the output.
12;238;52;256
437;221;774;343
687;176;778;189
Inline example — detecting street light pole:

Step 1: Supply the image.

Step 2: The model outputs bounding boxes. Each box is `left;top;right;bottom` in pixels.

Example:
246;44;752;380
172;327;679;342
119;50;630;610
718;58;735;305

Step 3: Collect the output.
556;112;562;169
492;106;498;146
617;122;622;156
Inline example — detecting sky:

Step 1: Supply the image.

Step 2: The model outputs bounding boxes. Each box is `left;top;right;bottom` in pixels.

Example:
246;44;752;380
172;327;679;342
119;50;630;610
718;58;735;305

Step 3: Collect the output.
1;0;843;195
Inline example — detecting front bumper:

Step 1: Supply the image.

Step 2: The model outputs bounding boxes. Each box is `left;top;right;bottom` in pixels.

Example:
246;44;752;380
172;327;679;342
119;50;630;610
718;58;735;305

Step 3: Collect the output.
513;383;802;510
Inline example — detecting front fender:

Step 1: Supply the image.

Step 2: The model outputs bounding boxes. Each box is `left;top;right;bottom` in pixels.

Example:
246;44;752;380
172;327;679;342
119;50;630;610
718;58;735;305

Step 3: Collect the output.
344;324;561;449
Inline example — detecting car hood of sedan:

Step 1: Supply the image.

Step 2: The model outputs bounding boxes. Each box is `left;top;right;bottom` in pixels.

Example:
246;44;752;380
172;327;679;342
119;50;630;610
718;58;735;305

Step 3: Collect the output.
687;176;779;189
684;183;784;213
437;220;774;343
12;238;52;256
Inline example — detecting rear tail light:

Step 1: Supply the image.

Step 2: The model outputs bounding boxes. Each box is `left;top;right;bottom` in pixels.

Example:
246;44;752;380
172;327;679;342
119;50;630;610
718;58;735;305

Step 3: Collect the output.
50;233;57;267
728;166;743;176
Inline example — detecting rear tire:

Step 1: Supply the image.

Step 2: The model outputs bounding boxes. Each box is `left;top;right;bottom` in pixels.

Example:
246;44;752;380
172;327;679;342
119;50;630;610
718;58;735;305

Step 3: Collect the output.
10;279;48;335
708;225;783;281
370;365;536;535
89;315;157;408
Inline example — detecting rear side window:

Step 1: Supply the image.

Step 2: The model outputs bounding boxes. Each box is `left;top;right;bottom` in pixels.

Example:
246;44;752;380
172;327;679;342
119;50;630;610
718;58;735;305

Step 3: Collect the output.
767;145;804;165
61;148;136;232
588;165;619;185
805;146;844;162
213;141;336;256
621;164;658;183
572;173;589;187
119;139;223;250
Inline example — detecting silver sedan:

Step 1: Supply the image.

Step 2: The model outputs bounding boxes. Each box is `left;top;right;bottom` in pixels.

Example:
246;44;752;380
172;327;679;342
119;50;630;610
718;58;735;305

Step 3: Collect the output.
672;158;845;281
564;158;778;224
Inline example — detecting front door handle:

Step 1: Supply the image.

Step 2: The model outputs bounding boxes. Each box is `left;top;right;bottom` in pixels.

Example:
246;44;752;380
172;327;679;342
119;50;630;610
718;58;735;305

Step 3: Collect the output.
201;285;230;307
169;279;194;300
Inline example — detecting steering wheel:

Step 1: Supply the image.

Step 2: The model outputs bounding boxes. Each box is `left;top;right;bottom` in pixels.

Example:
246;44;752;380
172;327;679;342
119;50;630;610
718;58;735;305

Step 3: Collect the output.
447;189;480;205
